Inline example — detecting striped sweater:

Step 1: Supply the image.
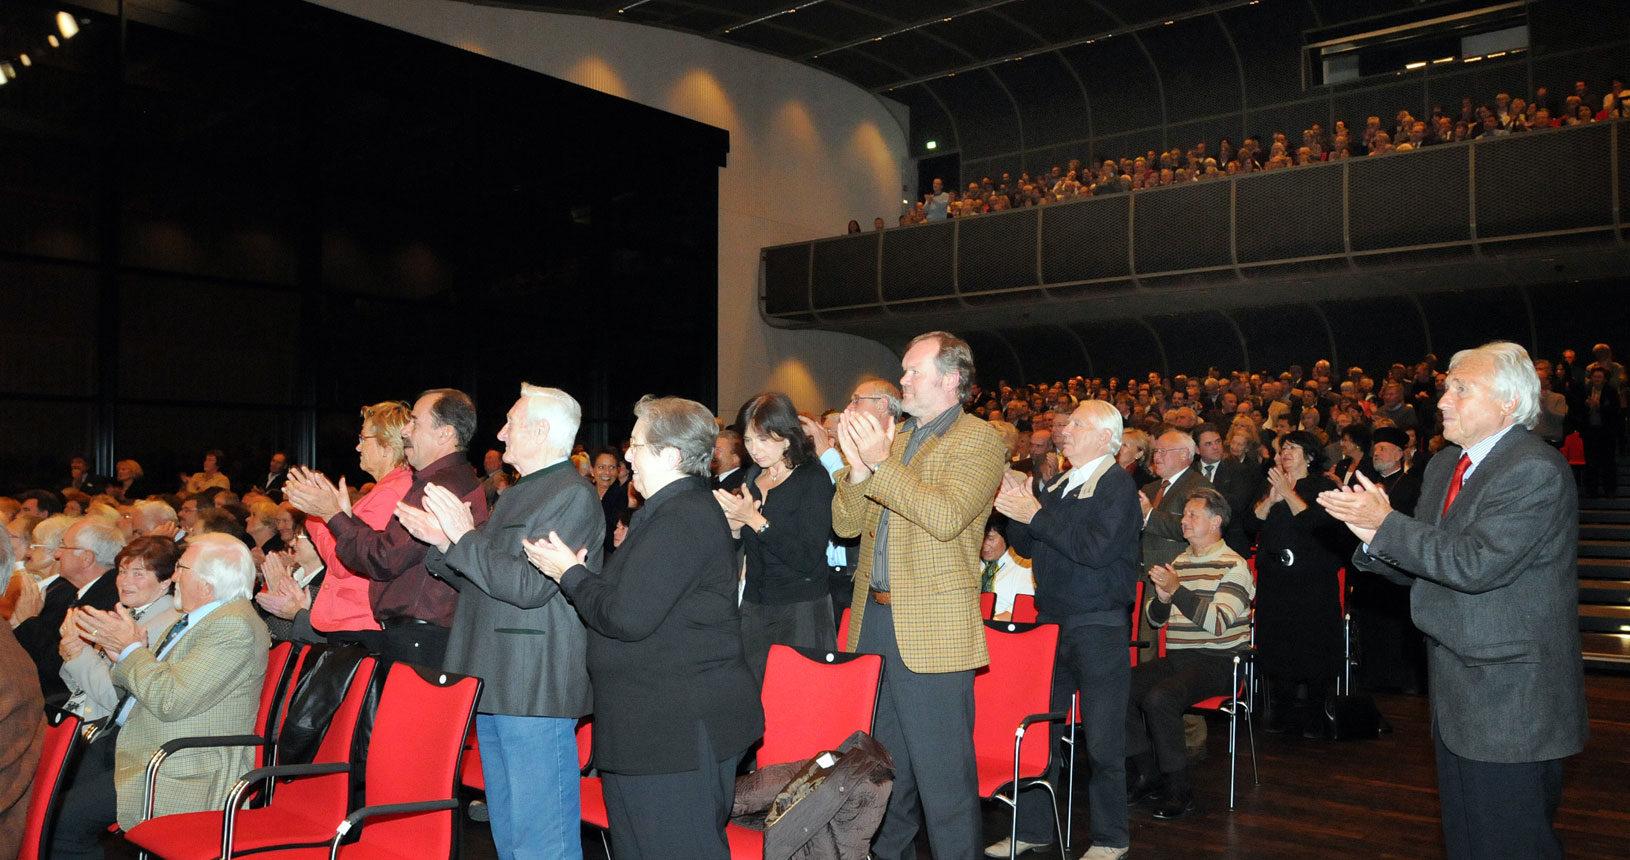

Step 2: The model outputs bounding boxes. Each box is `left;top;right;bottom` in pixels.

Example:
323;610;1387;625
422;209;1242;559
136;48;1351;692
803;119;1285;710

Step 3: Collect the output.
1146;540;1254;651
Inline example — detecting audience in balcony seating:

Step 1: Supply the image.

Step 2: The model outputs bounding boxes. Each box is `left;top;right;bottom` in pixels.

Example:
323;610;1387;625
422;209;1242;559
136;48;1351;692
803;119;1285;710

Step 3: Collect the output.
853;77;1622;231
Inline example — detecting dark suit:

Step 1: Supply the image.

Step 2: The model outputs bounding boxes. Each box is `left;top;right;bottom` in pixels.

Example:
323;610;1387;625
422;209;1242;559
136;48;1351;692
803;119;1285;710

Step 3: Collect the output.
710;468;745;494
430;458;605;859
1140;466;1210;572
1354;426;1585;859
1351;467;1425;692
16;572;117;705
1199;459;1257;556
1008;457;1141;851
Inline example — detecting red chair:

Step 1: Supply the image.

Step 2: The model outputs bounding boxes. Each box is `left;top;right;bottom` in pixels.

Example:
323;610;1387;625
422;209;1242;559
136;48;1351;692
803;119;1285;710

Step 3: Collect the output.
975;621;1066;860
577;721;610;857
125;655;380;859
836;607;851;647
1185;648;1258;809
212;664;482;860
1006;593;1038;624
16;709;82;860
725;646;882;857
979;591;996;619
132;642;312;832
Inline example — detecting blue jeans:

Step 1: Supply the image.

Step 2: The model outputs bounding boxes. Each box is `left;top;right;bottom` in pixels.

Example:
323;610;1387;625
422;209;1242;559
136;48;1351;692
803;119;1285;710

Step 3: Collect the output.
477;713;582;860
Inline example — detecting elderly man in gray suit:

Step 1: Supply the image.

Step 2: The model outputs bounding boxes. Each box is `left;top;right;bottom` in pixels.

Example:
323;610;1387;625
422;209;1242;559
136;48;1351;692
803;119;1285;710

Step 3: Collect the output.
397;383;605;860
1319;341;1586;860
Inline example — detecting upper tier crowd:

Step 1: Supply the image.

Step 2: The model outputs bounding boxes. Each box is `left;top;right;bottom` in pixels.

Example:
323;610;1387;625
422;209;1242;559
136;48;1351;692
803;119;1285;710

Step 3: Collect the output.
842;75;1630;232
0;334;1613;860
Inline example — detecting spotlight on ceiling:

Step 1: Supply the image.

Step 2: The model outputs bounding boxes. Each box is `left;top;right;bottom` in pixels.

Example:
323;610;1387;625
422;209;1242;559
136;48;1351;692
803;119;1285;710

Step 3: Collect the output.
57;11;80;40
925;140;937;150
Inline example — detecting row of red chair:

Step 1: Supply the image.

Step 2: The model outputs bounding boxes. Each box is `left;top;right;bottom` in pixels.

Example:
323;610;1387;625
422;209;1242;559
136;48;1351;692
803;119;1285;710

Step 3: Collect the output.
18;642;482;860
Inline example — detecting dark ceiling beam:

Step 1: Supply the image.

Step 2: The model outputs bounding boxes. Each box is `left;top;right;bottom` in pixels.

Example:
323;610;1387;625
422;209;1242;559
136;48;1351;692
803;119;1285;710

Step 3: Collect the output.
870;0;1262;93
800;0;1026;59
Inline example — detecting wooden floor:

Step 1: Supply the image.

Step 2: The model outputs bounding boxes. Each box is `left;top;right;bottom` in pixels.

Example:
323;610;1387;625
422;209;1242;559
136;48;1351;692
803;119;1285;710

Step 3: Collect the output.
102;672;1630;859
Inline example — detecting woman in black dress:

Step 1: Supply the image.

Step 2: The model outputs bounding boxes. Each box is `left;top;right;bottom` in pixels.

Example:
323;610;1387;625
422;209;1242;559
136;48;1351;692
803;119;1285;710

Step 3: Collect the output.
714;392;836;684
1247;430;1349;738
526;396;763;860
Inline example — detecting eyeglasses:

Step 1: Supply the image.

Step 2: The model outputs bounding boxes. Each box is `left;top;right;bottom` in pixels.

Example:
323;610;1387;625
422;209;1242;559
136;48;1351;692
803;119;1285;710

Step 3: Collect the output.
58;545;92;555
850;395;888;404
357;434;379;443
1151;447;1189;457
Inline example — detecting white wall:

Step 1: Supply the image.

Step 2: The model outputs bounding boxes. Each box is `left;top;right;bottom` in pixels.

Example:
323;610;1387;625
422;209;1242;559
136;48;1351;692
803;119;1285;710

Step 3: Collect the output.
305;0;909;416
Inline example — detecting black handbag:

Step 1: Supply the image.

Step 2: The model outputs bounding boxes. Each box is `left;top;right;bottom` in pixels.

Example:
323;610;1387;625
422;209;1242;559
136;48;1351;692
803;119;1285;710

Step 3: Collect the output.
1323;693;1389;740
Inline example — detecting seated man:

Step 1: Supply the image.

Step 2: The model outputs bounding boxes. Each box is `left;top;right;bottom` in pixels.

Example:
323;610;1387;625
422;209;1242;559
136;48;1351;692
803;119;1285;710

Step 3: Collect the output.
1126;488;1255;820
49;534;270;859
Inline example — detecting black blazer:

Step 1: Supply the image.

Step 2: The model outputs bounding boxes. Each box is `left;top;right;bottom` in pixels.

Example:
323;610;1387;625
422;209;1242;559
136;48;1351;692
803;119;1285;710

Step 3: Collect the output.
739;461;834;605
16;570;118;704
559;476;763;775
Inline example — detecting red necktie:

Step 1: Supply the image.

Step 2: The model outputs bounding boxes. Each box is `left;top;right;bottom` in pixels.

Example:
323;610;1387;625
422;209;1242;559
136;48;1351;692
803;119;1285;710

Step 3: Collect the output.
1152;479;1170;507
1441;454;1471;517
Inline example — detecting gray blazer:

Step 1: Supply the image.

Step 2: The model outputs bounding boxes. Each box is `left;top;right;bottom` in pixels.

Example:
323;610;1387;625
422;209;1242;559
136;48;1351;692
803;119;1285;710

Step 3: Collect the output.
1354;426;1586;763
1140;466;1210;572
429;460;605;718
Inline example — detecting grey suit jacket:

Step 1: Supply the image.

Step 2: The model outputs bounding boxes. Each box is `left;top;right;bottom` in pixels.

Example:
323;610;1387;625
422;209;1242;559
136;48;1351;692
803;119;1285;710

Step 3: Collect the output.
1354;426;1586;763
428;459;605;718
1140;467;1210;572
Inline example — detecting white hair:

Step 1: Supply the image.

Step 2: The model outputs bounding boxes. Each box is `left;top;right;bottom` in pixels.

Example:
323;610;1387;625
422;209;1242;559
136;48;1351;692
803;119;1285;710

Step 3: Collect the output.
1159;428;1198;457
33;514;78;552
183;533;255;602
1450;341;1541;430
73;519;126;567
1075;400;1125;454
132;500;178;533
519;383;582;454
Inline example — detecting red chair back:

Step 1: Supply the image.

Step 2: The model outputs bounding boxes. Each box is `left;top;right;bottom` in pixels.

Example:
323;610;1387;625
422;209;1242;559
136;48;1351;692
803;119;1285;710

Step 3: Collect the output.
979;591;996;619
16;709;81;860
355;665;482;857
1008;594;1038;624
257;642;305;766
276;655;377;808
757;645;882;766
974;622;1060;785
837;608;851;648
1337;566;1347;613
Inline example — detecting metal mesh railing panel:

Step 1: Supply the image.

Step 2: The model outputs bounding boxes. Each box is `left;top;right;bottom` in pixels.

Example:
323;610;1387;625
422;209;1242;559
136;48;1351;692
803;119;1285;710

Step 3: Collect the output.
1132;182;1232;273
810;235;879;310
956;208;1039;295
1039;195;1131;284
1347;145;1470;251
1235;165;1345;263
1476;124;1614;237
761;245;810;316
880;221;956;303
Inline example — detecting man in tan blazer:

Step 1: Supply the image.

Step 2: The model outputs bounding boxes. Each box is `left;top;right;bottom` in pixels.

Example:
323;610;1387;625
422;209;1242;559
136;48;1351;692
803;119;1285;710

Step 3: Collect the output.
834;331;1006;860
51;534;269;858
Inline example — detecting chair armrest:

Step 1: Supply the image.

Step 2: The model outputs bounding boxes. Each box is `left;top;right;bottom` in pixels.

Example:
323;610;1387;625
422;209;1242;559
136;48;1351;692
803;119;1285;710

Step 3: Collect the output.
1017;710;1069;731
143;735;270;820
1234;648;1257;664
327;799;459;856
217;763;354;858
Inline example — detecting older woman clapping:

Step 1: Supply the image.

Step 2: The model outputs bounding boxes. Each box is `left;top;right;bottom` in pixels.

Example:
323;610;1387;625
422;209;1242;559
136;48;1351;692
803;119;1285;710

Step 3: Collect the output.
526;396;762;860
58;536;183;721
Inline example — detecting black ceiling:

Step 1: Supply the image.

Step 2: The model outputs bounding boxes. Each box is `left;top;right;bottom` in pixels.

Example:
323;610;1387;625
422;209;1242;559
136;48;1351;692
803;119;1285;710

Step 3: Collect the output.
452;0;1630;178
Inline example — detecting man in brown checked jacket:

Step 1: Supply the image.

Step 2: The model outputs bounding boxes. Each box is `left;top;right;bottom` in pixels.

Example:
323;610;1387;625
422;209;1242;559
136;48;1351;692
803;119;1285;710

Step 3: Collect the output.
834;331;1006;860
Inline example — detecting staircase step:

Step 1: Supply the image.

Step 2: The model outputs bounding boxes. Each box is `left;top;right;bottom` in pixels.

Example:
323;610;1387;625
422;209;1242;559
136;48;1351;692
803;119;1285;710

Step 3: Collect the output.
1580;524;1630;540
1579;604;1630;633
1571;495;1630;508
1578;539;1630;559
1579;509;1630;524
1579;579;1630;604
1582;632;1630;671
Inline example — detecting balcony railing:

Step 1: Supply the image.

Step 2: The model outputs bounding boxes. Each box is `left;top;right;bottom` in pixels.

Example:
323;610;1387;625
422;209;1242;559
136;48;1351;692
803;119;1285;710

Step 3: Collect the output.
761;120;1627;334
